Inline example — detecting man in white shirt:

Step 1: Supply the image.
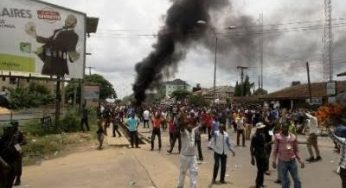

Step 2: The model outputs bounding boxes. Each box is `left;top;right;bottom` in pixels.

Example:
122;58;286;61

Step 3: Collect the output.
209;124;236;184
143;109;150;129
305;112;321;162
177;115;200;188
236;114;246;147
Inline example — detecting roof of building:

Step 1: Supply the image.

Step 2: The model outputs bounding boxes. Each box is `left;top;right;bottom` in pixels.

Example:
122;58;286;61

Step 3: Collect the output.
337;71;346;77
260;81;346;100
164;79;190;86
194;85;234;99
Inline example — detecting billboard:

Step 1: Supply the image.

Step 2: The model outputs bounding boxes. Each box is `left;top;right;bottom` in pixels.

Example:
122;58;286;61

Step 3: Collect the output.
0;0;86;78
83;85;100;100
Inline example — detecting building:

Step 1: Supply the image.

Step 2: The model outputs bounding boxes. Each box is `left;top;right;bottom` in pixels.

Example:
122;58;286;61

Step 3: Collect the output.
260;81;346;109
194;85;235;104
162;79;191;98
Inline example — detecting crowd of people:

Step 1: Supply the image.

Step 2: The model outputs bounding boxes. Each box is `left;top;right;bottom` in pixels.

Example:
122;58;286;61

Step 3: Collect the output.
95;102;331;188
2;101;344;188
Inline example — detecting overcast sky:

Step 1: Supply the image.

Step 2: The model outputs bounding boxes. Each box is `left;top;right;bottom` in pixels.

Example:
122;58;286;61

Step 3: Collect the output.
43;0;346;99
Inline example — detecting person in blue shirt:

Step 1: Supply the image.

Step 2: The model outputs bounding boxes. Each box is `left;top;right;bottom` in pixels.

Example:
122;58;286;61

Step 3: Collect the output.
126;113;139;148
209;124;236;184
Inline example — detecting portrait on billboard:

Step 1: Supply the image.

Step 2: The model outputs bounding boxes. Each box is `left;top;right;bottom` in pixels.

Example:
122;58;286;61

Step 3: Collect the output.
25;14;80;76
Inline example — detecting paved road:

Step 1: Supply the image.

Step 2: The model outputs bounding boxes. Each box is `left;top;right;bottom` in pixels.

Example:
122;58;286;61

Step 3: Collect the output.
137;123;341;188
20;122;341;188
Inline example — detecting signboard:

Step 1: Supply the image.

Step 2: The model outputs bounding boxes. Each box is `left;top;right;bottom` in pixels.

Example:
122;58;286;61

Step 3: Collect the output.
83;85;100;100
0;0;86;78
326;81;336;96
306;97;323;105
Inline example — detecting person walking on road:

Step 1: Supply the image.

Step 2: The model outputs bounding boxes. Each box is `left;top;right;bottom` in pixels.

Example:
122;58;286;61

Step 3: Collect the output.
143;109;150;129
177;114;200;188
112;109;122;137
168;115;181;154
236;113;246;147
80;105;89;132
250;122;268;188
151;113;162;151
209;124;235;184
126;113;140;148
96;119;105;150
272;122;304;188
305;112;322;162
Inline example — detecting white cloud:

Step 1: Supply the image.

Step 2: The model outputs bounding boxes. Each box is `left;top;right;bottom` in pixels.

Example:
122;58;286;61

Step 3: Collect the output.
42;0;346;98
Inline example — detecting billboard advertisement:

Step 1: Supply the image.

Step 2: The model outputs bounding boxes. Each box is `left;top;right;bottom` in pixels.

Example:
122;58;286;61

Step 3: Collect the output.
0;0;86;78
83;85;100;100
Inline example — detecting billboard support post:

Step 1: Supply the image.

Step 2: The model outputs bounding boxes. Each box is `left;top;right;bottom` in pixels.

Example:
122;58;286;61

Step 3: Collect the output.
55;76;61;128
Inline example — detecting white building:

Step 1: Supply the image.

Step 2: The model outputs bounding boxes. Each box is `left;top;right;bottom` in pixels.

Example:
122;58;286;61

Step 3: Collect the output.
162;79;191;98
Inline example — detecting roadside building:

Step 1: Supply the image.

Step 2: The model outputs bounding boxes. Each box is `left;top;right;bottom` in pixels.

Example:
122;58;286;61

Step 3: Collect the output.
260;81;346;109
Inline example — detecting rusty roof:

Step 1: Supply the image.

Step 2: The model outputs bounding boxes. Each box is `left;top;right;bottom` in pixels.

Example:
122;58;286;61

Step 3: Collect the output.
260;81;346;100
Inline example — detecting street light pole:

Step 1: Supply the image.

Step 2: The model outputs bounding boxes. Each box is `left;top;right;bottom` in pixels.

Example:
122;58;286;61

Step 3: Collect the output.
213;36;218;104
196;20;237;104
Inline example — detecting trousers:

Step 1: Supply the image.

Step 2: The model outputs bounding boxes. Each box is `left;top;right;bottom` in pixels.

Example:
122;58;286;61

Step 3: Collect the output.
178;155;198;188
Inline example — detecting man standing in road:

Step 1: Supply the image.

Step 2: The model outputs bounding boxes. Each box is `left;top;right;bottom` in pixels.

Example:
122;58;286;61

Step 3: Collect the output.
80;104;89;132
305;112;322;162
143;108;150;129
272;122;304;188
151;113;162;151
126;113;140;148
177;113;200;188
12;121;26;186
209;124;235;184
250;122;268;188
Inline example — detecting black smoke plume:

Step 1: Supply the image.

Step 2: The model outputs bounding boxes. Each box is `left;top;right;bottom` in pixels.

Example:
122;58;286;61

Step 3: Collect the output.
133;0;223;105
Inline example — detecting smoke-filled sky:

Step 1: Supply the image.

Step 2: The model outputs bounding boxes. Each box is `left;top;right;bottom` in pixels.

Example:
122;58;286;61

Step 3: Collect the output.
44;0;346;99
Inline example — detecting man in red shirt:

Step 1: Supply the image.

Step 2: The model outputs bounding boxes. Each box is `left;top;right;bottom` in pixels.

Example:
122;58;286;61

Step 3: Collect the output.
151;113;162;151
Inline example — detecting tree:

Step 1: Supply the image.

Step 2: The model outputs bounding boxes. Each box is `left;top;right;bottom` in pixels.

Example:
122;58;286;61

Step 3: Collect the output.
8;82;54;109
234;76;254;97
192;83;202;92
253;88;268;96
189;94;209;107
170;89;191;101
65;74;117;103
243;75;254;96
234;81;241;96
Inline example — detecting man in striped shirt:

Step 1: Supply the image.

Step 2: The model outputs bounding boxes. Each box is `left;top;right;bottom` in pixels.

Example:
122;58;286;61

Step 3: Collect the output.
329;126;346;188
272;122;304;188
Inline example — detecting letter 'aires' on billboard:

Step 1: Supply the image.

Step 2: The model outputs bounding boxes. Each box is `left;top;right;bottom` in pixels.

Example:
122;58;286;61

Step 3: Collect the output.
0;0;86;79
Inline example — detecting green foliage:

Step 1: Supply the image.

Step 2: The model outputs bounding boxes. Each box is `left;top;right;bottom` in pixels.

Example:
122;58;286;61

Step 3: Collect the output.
8;83;54;109
170;89;191;100
23;134;63;157
189;94;209;107
60;109;81;133
22;119;58;136
253;88;268;96
234;81;241;96
234;76;254;97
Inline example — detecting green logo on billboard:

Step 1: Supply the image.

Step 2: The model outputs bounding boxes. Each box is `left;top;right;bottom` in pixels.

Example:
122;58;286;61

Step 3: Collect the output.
0;54;35;72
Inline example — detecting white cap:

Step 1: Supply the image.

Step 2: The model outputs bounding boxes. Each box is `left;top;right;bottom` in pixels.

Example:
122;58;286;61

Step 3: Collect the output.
255;122;266;129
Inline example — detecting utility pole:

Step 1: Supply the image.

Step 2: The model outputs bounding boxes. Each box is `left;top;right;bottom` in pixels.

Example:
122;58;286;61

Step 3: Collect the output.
86;66;95;76
237;66;248;96
259;13;264;90
306;62;312;104
213;37;218;103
